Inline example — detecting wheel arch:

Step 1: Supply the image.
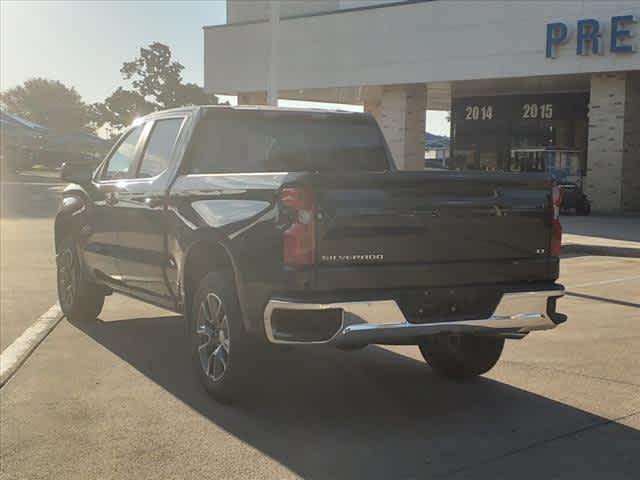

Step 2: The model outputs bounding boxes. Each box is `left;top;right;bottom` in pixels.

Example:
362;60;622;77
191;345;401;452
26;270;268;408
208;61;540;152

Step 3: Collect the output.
54;194;87;253
181;236;250;331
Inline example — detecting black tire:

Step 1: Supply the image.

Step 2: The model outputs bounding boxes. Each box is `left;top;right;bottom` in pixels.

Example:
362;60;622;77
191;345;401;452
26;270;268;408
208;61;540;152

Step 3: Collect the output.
188;272;252;403
576;199;591;216
419;334;504;380
56;236;105;323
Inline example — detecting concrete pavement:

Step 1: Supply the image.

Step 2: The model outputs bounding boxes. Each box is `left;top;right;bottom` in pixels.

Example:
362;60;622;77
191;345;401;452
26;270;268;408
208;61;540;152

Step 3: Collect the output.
0;172;63;351
1;255;639;479
562;215;640;243
1;176;639;479
562;215;640;258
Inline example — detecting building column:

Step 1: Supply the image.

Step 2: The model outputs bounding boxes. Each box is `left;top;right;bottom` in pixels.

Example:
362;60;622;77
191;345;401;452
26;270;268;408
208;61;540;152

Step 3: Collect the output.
365;84;426;170
237;91;267;105
586;72;639;213
622;72;640;212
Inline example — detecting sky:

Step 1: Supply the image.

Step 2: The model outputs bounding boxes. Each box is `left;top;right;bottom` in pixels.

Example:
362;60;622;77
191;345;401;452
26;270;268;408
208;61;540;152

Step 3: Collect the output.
0;0;450;136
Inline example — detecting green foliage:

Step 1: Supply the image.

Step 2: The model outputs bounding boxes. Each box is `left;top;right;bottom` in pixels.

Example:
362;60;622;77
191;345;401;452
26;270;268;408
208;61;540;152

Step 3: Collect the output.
120;42;184;108
174;83;218;108
92;42;218;133
89;88;155;137
0;78;90;132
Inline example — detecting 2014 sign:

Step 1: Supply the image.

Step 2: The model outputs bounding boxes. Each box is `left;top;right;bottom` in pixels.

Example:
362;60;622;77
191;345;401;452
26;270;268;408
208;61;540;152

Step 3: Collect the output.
464;105;493;121
546;15;637;58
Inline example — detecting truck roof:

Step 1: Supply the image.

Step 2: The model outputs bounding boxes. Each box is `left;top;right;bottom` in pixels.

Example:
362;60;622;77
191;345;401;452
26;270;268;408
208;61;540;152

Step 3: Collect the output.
142;104;368;120
220;105;364;115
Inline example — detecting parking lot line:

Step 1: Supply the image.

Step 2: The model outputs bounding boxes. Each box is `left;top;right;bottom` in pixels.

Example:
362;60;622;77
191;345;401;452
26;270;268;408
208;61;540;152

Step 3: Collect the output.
0;303;63;387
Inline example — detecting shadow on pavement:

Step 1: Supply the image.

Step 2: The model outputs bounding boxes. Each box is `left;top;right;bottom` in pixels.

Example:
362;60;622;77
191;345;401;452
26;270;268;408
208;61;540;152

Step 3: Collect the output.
70;315;640;479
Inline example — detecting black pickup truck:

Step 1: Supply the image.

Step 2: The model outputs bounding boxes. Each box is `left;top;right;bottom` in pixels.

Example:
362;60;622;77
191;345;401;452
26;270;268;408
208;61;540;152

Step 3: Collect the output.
56;105;566;401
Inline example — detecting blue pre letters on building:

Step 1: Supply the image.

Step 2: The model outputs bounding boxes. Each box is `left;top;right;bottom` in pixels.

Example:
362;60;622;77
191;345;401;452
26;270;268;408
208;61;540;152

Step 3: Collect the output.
546;15;637;58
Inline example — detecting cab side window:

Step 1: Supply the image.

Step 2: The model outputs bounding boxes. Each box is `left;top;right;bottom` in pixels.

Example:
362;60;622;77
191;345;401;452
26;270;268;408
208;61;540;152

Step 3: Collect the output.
102;126;143;180
137;118;184;178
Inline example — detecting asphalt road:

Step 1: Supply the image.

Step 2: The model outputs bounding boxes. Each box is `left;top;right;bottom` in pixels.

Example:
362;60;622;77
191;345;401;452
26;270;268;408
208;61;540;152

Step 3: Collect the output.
0;172;62;351
1;175;639;479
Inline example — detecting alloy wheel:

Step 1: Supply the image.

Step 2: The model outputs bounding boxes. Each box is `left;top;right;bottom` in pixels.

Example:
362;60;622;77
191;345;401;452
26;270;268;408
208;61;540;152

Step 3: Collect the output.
57;248;76;309
196;292;231;382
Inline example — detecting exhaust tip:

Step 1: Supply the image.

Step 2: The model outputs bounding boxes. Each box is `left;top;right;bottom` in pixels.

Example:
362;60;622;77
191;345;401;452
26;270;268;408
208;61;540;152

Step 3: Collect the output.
269;308;342;343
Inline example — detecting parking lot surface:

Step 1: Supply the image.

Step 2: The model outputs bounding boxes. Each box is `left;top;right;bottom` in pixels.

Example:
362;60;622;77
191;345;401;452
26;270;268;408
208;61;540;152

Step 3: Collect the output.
1;173;61;351
1;175;639;479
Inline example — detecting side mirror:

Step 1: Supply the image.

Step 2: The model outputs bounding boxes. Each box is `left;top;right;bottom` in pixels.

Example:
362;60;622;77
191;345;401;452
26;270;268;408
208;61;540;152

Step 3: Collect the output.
61;161;93;185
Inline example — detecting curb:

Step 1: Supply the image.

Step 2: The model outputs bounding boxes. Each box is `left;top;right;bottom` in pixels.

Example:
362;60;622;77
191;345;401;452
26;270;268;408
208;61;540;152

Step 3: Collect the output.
0;303;64;388
562;243;640;258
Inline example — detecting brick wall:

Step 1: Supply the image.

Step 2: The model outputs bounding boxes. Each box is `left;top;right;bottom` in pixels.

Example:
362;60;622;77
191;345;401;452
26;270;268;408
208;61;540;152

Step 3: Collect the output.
586;73;627;213
365;84;426;170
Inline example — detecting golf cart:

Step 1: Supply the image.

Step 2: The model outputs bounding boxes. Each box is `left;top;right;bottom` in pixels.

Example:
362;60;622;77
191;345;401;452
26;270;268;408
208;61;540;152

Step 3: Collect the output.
508;147;591;215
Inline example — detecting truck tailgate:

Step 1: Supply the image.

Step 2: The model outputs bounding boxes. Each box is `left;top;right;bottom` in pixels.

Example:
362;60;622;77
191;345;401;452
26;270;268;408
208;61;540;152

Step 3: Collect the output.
308;171;553;282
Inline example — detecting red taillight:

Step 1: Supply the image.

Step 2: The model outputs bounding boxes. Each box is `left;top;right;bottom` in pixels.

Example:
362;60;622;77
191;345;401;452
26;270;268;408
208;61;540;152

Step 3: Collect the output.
550;185;563;257
552;185;564;218
280;187;316;267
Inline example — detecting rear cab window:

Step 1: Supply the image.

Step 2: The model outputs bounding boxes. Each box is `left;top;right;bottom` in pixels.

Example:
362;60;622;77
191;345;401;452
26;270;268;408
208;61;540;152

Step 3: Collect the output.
137;117;185;178
187;109;390;174
100;125;144;180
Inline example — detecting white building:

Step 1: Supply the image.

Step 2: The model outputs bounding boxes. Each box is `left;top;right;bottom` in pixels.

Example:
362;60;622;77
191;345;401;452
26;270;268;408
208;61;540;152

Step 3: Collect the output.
204;0;640;213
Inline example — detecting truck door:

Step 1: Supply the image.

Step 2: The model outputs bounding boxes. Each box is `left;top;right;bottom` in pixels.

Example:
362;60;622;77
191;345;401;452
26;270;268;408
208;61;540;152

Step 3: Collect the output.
111;116;185;303
84;124;145;283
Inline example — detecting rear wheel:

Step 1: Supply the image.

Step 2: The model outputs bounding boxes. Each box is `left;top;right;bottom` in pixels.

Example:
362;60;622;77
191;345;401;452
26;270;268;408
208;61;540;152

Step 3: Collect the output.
576;199;591;216
419;334;504;380
189;272;253;403
56;236;105;322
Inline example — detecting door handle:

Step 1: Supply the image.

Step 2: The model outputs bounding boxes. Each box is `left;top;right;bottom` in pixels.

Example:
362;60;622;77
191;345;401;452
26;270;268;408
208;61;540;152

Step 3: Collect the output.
105;192;119;206
145;197;164;208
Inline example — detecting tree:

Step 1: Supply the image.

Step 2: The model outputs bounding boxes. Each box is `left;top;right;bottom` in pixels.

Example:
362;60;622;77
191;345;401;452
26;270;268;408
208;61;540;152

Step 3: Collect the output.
89;88;155;136
174;82;218;108
120;42;184;109
0;78;90;132
92;42;219;133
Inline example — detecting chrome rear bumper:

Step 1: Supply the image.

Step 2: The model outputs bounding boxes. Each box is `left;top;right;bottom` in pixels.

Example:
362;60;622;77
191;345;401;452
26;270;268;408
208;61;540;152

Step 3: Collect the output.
264;288;565;347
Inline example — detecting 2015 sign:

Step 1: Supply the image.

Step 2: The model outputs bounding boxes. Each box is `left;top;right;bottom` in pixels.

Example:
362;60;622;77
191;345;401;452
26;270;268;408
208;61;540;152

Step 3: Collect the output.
546;15;637;58
522;103;553;120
